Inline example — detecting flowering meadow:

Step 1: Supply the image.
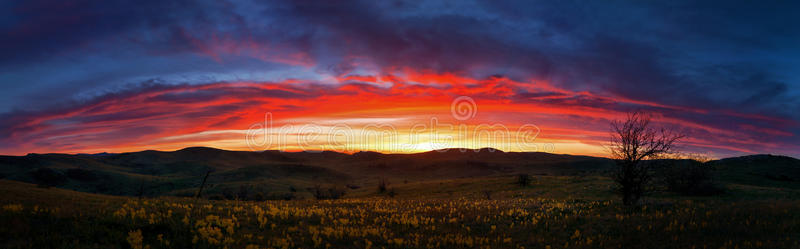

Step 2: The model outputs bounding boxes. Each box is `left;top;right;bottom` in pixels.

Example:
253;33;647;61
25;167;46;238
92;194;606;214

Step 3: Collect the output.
1;179;799;249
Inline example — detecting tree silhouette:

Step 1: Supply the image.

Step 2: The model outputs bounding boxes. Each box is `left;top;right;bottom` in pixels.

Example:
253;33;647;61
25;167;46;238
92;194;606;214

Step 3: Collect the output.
610;111;684;205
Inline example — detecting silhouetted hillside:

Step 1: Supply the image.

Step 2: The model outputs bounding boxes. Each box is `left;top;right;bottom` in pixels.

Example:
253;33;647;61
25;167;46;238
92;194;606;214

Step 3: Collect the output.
707;154;800;189
1;147;797;197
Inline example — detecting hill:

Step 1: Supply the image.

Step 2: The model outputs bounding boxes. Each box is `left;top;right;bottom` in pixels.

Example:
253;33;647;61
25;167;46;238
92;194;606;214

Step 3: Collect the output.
707;154;800;189
0;147;613;197
1;147;798;198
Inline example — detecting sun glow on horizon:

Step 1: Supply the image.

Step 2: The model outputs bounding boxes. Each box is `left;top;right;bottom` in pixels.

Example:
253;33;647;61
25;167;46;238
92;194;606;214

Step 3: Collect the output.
1;70;794;159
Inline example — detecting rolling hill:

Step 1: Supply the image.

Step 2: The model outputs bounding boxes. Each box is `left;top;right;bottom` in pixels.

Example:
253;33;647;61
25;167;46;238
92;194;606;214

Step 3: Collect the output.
1;147;798;198
707;154;800;189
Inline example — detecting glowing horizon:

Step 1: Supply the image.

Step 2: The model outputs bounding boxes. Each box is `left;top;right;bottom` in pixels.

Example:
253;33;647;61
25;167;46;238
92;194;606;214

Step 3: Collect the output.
2;71;795;158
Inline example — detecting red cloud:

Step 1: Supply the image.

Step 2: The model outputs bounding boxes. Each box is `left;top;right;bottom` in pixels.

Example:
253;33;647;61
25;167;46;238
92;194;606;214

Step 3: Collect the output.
0;71;796;157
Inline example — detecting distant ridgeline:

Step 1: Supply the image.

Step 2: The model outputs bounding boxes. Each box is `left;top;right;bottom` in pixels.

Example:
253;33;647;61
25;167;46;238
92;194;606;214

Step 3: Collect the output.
0;147;798;197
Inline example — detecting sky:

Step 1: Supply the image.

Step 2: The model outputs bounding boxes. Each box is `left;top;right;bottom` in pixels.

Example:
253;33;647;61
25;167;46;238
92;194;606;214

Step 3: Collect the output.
0;0;798;158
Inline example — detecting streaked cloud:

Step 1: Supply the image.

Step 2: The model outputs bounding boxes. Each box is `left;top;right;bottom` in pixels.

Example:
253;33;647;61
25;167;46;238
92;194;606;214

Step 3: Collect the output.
0;0;797;158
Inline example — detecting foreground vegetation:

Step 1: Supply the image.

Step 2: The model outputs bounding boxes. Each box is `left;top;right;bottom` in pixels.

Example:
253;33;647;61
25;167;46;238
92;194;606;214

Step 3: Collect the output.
2;178;800;249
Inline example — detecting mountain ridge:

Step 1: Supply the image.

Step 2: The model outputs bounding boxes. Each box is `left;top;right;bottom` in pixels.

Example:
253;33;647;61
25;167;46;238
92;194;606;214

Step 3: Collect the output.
1;146;798;198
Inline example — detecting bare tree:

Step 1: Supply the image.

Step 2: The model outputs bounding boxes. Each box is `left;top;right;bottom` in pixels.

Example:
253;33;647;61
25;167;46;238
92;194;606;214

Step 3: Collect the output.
609;111;685;205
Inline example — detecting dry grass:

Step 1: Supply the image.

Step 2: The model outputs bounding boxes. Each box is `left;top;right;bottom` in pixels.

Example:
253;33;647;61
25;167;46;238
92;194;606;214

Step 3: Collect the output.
1;179;799;249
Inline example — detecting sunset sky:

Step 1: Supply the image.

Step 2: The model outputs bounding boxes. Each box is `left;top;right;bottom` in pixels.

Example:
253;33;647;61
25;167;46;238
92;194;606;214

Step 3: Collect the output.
1;1;798;158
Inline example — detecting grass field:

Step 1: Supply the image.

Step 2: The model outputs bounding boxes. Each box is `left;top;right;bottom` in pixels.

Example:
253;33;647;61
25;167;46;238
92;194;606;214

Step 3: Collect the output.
2;175;800;249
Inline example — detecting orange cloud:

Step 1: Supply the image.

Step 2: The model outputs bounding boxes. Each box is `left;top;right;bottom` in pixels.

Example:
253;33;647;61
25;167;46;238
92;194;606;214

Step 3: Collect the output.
0;70;796;158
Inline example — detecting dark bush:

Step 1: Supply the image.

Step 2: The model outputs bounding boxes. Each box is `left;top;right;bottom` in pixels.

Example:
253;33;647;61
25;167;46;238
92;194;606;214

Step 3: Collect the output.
237;185;252;200
378;178;388;193
136;180;147;198
516;173;531;187
659;160;722;196
312;185;347;200
327;186;346;199
221;187;235;200
311;185;323;199
278;192;296;200
252;192;265;201
30;168;67;187
65;168;97;181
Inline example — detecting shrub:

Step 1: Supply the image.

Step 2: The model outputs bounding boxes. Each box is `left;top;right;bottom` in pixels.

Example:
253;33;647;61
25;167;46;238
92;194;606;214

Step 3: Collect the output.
516;173;531;187
327;186;347;199
659;160;722;196
30;168;67;187
222;187;235;200
312;185;347;200
378;178;389;193
237;185;252;200
252;192;265;201
483;190;492;200
278;192;296;200
65;168;97;181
